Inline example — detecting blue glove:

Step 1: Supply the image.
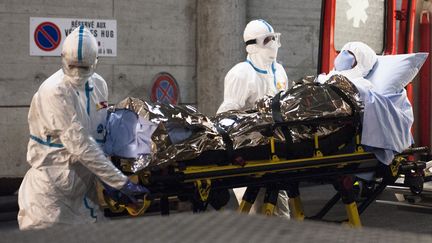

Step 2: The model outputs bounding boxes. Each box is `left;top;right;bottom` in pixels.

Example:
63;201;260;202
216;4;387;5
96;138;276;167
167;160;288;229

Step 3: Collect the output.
120;180;150;204
102;183;124;202
103;180;149;205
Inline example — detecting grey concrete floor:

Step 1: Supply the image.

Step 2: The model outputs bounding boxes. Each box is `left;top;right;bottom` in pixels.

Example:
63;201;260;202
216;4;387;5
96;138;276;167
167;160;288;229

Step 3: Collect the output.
1;184;431;234
300;184;432;234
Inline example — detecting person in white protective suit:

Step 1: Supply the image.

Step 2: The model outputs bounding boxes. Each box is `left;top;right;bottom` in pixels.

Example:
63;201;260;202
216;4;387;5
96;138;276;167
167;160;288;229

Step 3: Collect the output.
317;41;377;99
217;19;289;113
18;26;148;230
317;41;414;167
217;19;290;218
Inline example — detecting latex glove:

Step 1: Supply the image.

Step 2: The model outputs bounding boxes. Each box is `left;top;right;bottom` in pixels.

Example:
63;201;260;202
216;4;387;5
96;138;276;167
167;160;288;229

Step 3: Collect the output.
103;183;124;202
103;180;149;205
120;179;150;204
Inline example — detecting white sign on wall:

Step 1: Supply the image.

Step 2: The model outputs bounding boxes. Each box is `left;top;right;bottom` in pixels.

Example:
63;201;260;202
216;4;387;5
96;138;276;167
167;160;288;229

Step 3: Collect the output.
30;17;117;56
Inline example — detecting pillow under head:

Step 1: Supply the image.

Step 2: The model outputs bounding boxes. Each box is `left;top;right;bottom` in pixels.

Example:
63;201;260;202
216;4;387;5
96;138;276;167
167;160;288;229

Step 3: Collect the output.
366;53;428;95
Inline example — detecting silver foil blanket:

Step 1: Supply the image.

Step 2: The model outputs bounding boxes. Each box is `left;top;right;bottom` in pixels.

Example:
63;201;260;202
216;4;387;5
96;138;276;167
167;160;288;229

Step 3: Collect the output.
112;97;225;170
112;75;362;172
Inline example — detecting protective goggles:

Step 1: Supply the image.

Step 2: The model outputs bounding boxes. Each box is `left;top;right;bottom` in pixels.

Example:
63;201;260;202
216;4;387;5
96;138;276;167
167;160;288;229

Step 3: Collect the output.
245;33;281;48
62;57;97;78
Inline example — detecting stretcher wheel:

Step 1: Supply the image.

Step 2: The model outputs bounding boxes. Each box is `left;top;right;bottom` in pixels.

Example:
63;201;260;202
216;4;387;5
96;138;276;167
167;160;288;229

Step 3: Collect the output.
405;175;424;195
409;178;424;195
209;189;230;210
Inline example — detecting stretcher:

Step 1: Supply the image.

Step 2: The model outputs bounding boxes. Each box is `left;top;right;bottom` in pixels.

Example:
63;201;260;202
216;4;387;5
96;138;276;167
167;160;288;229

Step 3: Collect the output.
100;114;429;227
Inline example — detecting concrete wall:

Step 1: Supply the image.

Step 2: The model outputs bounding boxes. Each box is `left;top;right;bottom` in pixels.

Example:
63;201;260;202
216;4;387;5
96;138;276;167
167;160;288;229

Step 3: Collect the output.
248;0;322;82
0;0;323;177
0;0;197;177
197;0;246;115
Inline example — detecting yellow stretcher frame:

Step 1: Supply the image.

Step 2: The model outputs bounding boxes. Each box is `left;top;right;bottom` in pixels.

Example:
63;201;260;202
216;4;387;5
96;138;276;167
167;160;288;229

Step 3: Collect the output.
101;135;427;228
178;137;371;226
179;135;368;180
180;151;374;181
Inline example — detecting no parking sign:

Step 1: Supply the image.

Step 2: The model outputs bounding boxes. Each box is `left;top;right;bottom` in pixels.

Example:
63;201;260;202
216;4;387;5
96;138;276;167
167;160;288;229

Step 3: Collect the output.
30;17;117;56
150;72;180;105
34;22;61;51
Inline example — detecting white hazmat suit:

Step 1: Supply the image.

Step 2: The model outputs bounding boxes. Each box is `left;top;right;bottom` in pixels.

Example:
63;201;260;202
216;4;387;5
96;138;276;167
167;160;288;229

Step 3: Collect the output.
217;19;290;218
217;19;289;113
18;26;129;230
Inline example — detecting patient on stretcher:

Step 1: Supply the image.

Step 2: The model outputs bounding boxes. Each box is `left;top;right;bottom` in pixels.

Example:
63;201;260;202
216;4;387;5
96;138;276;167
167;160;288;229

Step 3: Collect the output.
317;42;426;165
103;42;427;172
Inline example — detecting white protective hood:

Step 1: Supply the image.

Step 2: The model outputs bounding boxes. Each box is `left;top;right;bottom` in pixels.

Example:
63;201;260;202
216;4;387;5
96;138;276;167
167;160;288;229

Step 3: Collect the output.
62;25;98;86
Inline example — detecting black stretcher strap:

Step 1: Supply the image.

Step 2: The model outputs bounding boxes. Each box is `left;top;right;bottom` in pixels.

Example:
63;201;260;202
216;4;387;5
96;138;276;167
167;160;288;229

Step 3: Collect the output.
326;83;362;134
271;92;283;122
215;124;234;162
271;91;294;157
326;84;359;116
272;84;362;129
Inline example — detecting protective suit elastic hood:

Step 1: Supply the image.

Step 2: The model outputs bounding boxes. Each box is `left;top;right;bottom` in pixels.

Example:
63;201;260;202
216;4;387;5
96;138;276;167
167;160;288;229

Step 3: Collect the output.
317;41;377;97
244;19;281;67
62;25;98;86
340;41;377;77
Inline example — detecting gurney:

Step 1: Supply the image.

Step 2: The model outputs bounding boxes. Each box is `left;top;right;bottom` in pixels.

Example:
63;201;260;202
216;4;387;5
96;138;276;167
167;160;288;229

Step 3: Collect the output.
100;75;428;227
101;125;428;227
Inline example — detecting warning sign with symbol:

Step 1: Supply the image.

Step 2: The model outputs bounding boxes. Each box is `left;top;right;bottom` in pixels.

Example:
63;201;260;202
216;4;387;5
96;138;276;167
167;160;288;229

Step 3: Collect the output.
34;22;61;51
150;72;180;105
30;17;117;56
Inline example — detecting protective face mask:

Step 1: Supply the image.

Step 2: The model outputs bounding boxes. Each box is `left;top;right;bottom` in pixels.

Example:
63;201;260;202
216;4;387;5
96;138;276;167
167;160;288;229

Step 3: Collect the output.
62;58;95;86
258;41;279;65
63;66;94;86
334;50;356;71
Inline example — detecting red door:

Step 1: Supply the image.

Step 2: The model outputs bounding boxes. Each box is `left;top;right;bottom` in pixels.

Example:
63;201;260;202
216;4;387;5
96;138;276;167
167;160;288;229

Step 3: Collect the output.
319;0;398;74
